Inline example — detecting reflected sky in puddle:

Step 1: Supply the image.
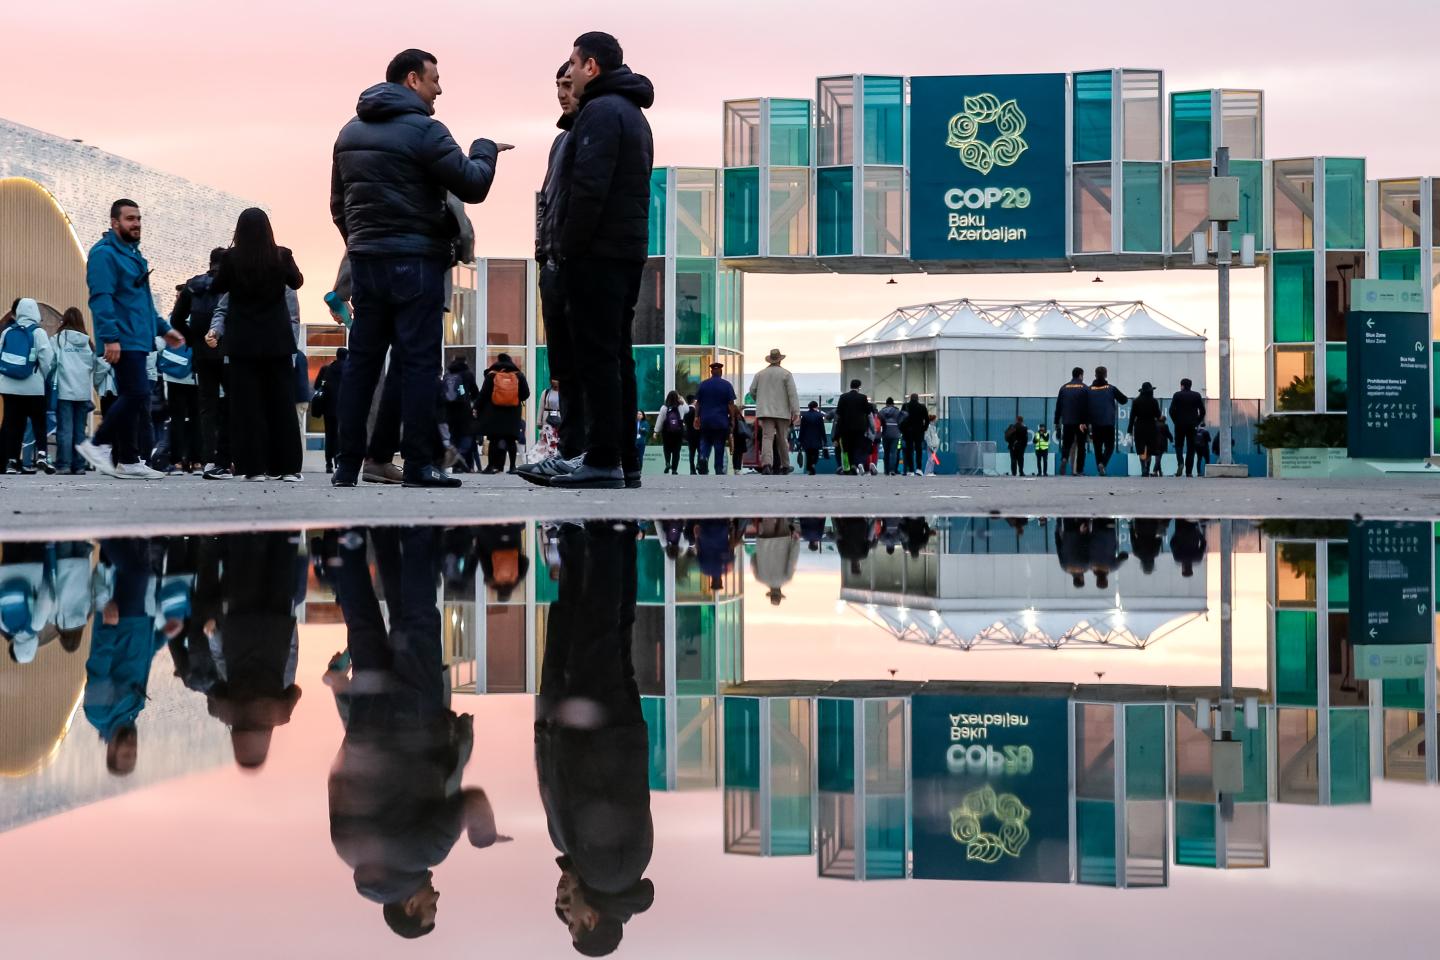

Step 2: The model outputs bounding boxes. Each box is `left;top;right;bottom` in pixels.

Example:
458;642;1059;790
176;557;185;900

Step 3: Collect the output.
0;517;1435;958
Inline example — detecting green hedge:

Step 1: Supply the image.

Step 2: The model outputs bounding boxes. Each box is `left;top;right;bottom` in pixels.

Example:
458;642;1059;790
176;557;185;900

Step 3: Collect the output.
1254;413;1347;449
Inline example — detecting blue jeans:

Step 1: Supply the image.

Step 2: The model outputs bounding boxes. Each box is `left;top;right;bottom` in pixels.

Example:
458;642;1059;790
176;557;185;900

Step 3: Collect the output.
698;426;729;473
94;350;150;464
338;256;447;472
55;399;91;470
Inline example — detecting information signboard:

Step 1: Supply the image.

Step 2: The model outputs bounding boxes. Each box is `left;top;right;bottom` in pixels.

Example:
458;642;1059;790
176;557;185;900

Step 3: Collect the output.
1348;520;1432;648
1346;280;1430;460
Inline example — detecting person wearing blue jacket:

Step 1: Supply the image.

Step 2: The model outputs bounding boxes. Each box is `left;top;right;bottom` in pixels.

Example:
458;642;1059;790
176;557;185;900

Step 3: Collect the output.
1053;367;1089;476
1085;366;1129;477
0;298;56;474
797;401;827;475
84;538;163;776
79;200;185;480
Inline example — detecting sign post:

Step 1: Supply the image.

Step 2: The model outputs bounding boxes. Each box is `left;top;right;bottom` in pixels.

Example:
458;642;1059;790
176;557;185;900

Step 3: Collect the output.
1346;279;1430;461
1349;520;1433;680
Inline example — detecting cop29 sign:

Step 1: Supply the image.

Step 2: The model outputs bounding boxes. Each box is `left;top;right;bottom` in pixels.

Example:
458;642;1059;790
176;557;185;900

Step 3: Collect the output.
909;74;1067;262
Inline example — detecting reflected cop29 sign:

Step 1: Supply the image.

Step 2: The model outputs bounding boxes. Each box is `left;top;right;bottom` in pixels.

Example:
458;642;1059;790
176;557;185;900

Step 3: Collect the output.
911;694;1071;882
909;74;1067;261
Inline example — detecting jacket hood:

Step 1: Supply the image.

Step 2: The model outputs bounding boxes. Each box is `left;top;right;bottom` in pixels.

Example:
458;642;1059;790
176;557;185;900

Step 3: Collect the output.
580;66;655;110
446;357;469;373
557;111;576;131
13;298;40;326
59;329;90;345
356;82;434;121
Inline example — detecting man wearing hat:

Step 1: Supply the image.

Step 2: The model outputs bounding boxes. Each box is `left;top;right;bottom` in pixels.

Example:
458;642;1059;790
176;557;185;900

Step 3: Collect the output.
693;361;737;475
748;348;800;476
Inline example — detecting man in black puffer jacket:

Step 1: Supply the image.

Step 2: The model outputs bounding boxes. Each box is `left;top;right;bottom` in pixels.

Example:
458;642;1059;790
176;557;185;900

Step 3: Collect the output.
548;32;655;491
329;48;505;490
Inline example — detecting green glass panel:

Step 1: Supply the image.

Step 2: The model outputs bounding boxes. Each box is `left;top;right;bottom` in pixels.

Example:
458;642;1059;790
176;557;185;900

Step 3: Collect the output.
1272;251;1316;343
1328;709;1371;804
1326;344;1347;411
1382;677;1425;710
1174;802;1218;867
723;167;761;257
771;795;814;855
1078;799;1118;884
862;76;904;165
817;167;854;256
1073;71;1113;162
648;168;668;257
816;699;856;792
1236;710;1270;804
770;99;811;166
723;698;761;789
1324;158;1366;249
642;696;667;790
675;606;717;696
1122;162;1163;252
1275;610;1319;707
1379;247;1423;282
1170;91;1212;162
675;258;717;345
1434;344;1440;453
636;538;665;605
864;796;908;879
1233;160;1264;251
633;346;664;412
1327;541;1350;610
533;345;551;441
1124;704;1167;800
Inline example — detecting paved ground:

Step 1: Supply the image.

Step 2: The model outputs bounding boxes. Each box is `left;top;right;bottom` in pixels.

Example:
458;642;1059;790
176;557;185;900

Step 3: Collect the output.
4;470;1440;539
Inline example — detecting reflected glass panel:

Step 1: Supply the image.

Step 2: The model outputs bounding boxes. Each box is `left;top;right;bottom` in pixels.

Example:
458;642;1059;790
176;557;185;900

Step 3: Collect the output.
1274;346;1316;411
769;167;811;257
862;167;903;256
862;76;904;166
1324;158;1365;250
1220;90;1263;159
1378;179;1422;249
1073;71;1113;163
676;168;717;257
1273;159;1316;250
485;260;526;345
724;167;761;257
1272;251;1315;343
633;258;665;345
1122;162;1162;252
676;258;717;346
724;100;761;167
1324;252;1365;343
818;167;854;257
1121;70;1161;162
1073;163;1113;253
1171;160;1209;251
818;77;855;166
770;99;811;167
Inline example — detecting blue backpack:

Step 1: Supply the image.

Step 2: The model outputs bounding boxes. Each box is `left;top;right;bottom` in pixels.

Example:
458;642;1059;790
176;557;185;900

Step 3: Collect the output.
156;344;193;380
0;323;37;380
0;576;35;637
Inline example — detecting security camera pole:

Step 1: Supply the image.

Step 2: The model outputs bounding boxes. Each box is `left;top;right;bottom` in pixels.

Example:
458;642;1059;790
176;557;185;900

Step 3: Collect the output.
1196;146;1249;477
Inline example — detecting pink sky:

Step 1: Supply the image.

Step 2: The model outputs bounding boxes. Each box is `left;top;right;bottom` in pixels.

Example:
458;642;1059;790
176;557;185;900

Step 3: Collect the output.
5;0;1438;393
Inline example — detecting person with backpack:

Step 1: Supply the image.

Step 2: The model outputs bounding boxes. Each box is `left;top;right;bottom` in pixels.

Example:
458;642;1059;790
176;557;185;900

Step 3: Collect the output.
0;541;55;665
154;324;200;473
0;298;57;475
878;397;904;475
1195;422;1214;476
797;401;826;475
1169;378;1207;477
170;248;231;479
476;352;530;474
443;356;481;472
310;348;345;473
1086;365;1128;477
682;394;700;474
52;307;101;476
1004;414;1029;477
899;394;928;476
654;390;686;475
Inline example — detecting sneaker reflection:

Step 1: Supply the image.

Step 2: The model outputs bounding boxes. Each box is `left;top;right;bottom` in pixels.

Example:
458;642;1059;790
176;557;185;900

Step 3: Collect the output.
537;522;654;957
326;527;506;941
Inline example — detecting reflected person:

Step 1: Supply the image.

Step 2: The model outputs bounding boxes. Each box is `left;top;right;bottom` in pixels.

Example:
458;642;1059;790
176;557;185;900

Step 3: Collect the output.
84;538;163;776
328;527;506;940
537;522;654;957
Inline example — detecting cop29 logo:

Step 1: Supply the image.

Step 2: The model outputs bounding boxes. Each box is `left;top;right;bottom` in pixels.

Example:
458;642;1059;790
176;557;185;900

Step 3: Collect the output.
946;93;1028;175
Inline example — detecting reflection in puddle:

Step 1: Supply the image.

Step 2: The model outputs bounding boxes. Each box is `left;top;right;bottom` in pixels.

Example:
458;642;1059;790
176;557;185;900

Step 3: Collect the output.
0;517;1436;953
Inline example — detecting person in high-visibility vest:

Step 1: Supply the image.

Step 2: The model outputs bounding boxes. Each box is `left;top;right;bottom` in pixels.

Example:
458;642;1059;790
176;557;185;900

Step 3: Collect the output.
1033;424;1051;476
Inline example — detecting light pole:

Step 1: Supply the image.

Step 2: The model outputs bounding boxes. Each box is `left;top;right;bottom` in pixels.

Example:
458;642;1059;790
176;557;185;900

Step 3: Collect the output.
1194;146;1251;477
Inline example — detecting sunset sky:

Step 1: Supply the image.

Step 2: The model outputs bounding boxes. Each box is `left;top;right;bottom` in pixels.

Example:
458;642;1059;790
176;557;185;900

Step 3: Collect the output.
5;0;1438;396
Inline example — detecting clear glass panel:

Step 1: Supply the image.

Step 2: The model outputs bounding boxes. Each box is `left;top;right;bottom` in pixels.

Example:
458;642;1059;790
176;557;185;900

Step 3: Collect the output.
1272;251;1315;342
1274;541;1317;606
862;76;904;165
862;167;903;256
769;167;811;257
648;168;667;257
1171;160;1209;251
633;345;665;413
675;258;716;346
1073;71;1113;163
817;167;854;256
817;77;855;166
1076;703;1116;799
1122;161;1162;252
1121;70;1161;161
1220;90;1263;159
633;258;665;345
1324;158;1366;249
1273;159;1316;250
723;100;761;168
485;260;526;345
723;167;761;257
1378;179;1422;249
1274;346;1316;411
1326;343;1347;412
769;99;811;166
1324;252;1364;342
1170;91;1212;162
1073;163;1113;253
482;346;524;373
675;168;717;257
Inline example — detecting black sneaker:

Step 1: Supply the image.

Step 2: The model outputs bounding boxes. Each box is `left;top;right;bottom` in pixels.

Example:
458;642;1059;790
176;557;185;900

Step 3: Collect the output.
35;456;56;475
517;455;583;488
625;470;642;489
331;465;360;487
550;463;625;489
403;465;462;488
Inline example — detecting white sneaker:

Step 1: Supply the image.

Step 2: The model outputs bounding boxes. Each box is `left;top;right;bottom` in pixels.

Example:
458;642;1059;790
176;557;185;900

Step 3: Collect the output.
76;441;117;477
282;473;304;482
243;475;266;482
115;462;164;480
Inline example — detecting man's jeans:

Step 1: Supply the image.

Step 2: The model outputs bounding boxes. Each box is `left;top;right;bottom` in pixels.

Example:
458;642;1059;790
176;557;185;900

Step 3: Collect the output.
564;257;643;471
94;350;150;464
539;262;586;461
337;256;447;472
54;399;91;470
698;426;730;474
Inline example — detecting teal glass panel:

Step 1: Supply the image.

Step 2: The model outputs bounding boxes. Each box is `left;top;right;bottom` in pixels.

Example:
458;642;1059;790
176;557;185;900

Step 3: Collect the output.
1272;251;1316;343
675;606;717;696
1275;610;1319;706
642;697;667;790
1326;344;1347;411
1124;704;1167;800
1122;162;1163;252
675;259;717;345
533;345;550;441
816;699;856;792
648;168;668;257
1077;799;1118;884
1324;158;1366;249
817;167;854;256
1327;541;1349;610
770;99;811;166
1235;711;1270;804
674;697;715;788
864;796;908;879
1379;247;1423;282
1233;160;1264;251
1382;677;1425;710
723;167;761;257
1073;71;1113;163
1434;344;1440;453
1174;802;1218;867
1170;90;1212;162
1328;709;1371;804
633;346;665;413
862;76;904;165
723;698;761;789
771;795;814;855
636;537;664;605
770;702;813;855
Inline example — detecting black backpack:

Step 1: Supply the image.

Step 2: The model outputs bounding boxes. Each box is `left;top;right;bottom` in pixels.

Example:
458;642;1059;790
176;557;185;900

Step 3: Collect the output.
662;405;684;434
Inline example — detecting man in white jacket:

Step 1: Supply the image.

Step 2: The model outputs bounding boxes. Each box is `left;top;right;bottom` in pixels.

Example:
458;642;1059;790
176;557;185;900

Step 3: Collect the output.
0;298;57;474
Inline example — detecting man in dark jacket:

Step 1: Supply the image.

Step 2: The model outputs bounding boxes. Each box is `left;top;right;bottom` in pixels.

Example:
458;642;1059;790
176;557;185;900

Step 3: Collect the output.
1004;415;1029;477
476;353;531;474
170;247;230;478
1086;366;1128;476
833;380;874;475
798;401;827;475
1169;378;1206;477
1053;367;1089;476
549;33;656;491
329;48;505;489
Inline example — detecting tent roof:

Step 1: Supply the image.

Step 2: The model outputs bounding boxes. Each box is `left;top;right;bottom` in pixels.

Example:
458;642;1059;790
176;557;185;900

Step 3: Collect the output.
845;299;1205;351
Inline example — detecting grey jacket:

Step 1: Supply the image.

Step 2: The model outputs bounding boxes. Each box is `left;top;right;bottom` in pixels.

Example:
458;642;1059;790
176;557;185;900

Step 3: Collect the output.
54;328;101;402
0;299;55;397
